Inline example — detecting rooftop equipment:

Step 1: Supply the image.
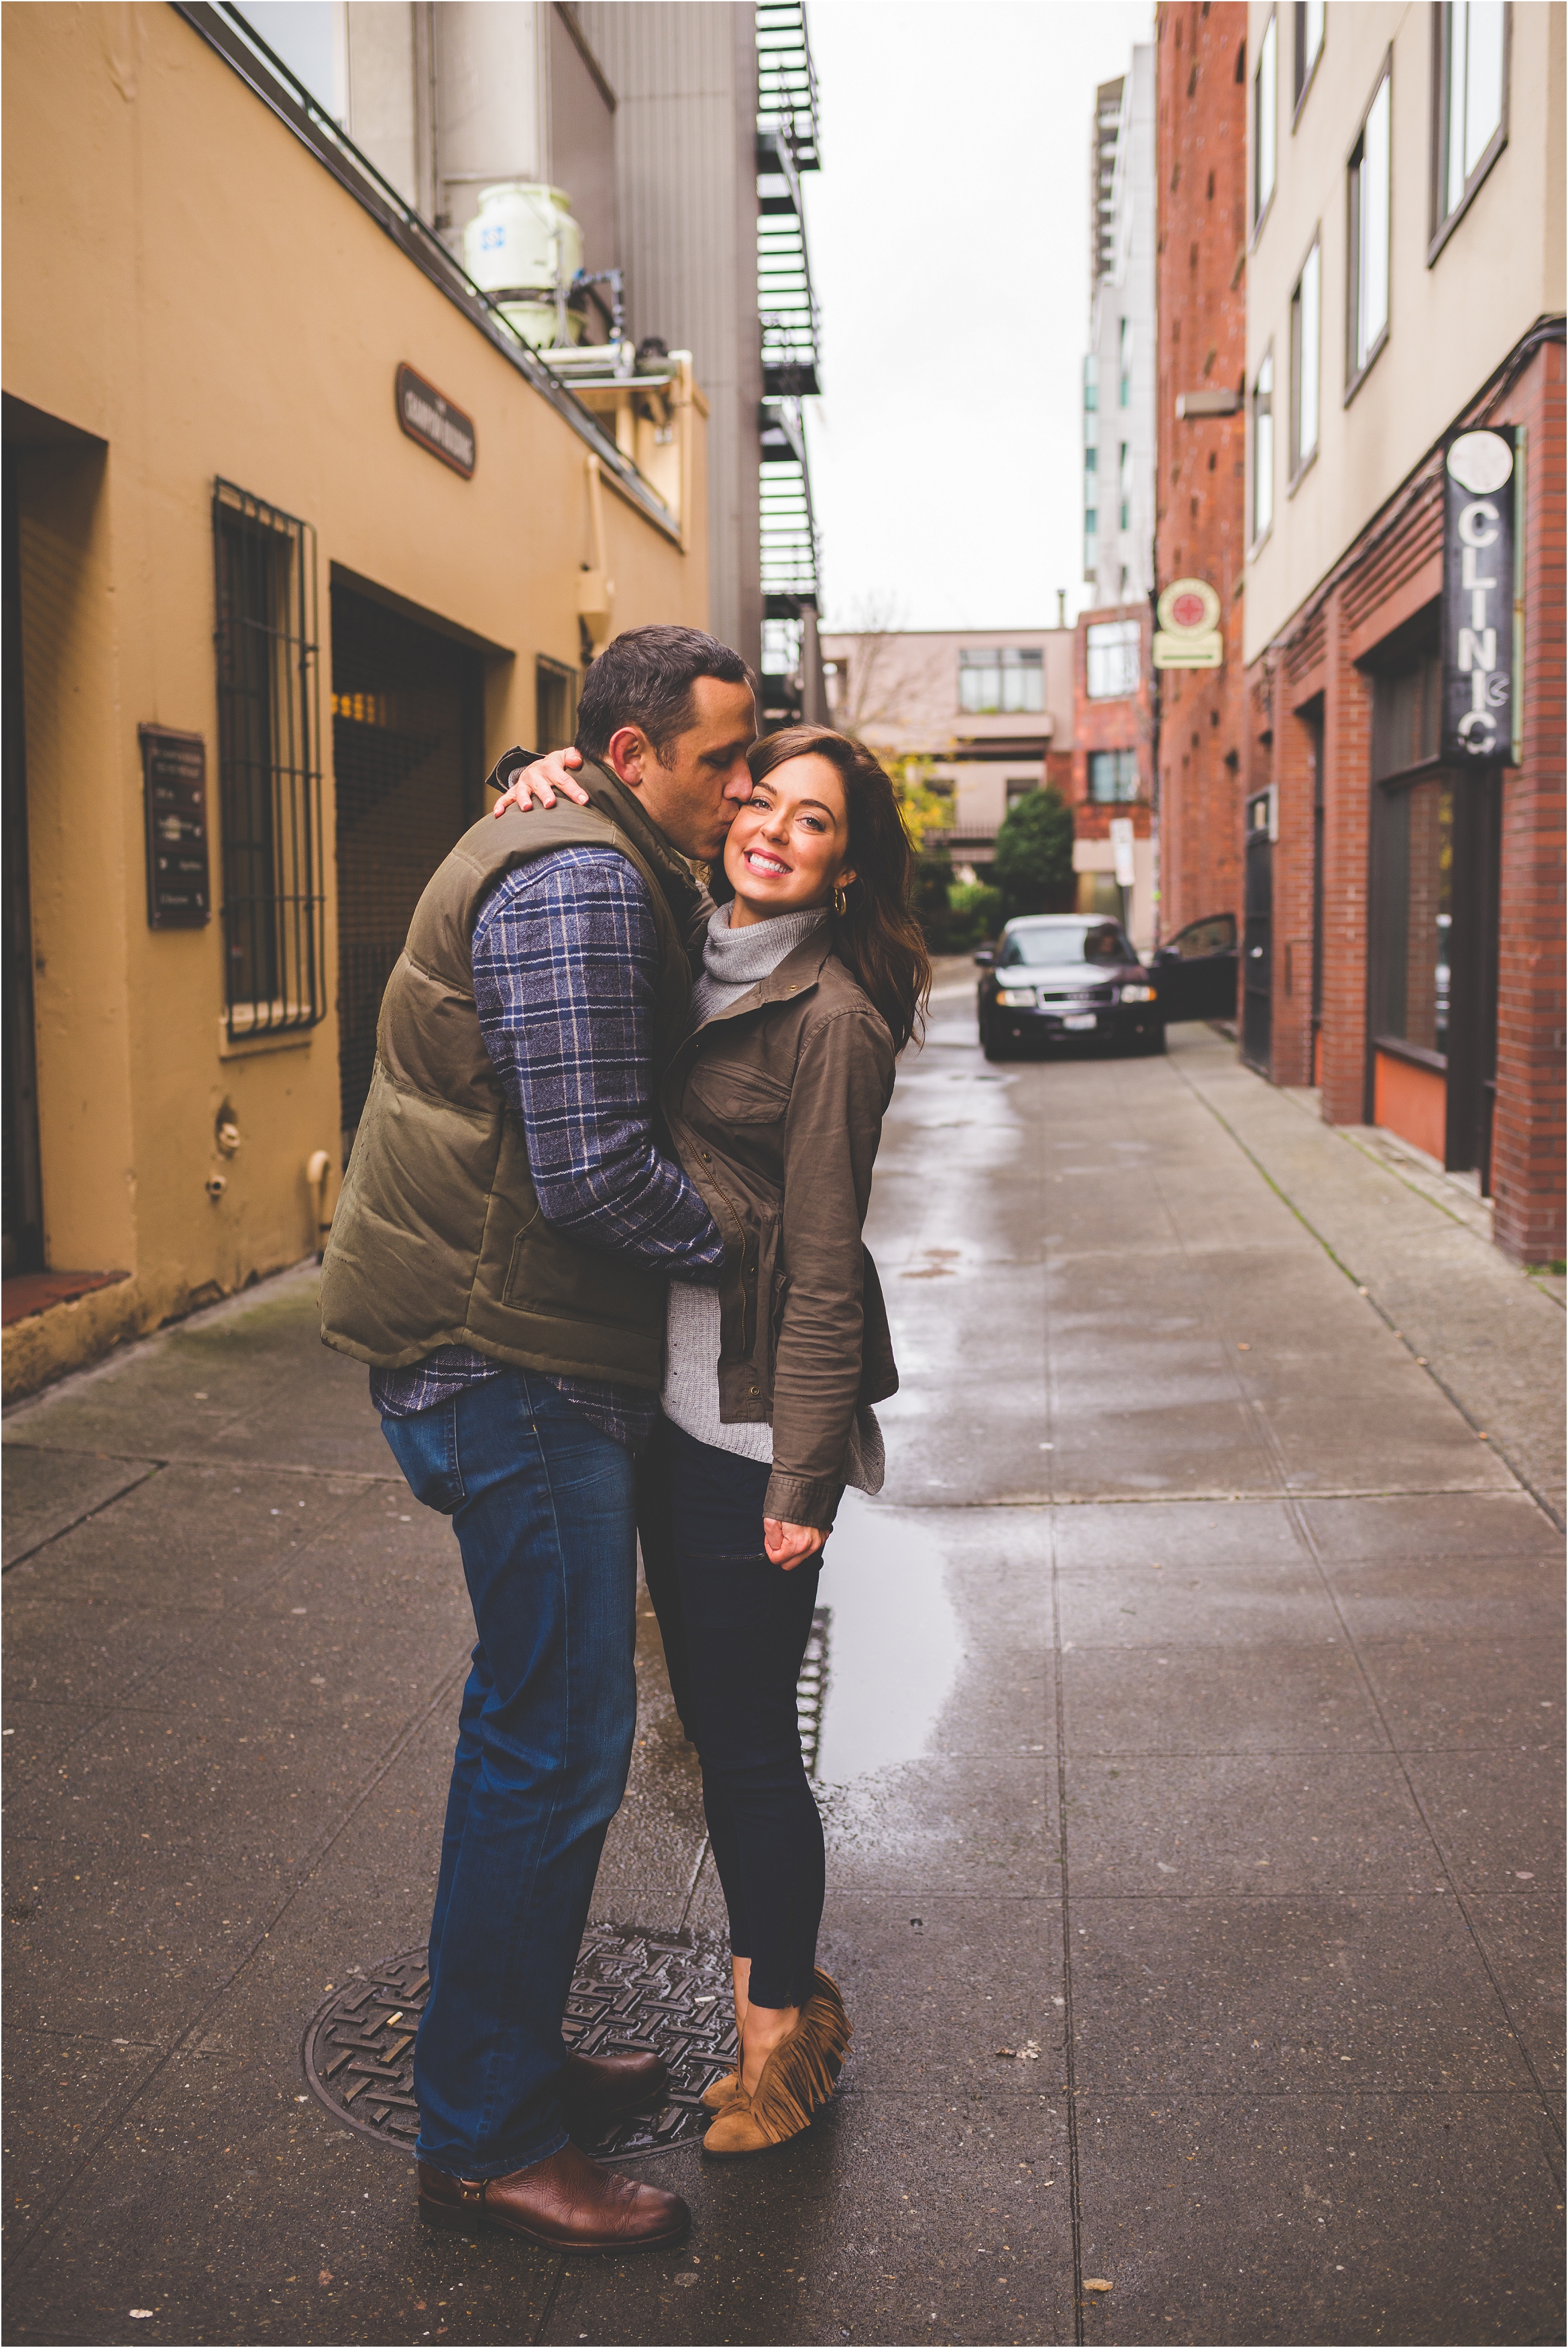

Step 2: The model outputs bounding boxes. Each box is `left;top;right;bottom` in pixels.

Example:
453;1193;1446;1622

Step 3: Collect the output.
463;182;585;350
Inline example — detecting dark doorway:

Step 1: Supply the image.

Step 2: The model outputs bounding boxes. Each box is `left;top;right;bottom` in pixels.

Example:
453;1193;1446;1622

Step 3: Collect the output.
332;586;484;1144
3;447;44;1274
1306;702;1325;1083
1443;766;1502;1189
1241;788;1273;1074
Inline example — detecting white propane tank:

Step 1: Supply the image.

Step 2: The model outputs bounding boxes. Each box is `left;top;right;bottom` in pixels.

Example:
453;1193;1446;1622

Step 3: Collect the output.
463;182;585;349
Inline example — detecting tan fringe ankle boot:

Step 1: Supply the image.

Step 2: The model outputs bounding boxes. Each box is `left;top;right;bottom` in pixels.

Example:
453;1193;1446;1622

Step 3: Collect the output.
700;2070;740;2112
702;1970;850;2157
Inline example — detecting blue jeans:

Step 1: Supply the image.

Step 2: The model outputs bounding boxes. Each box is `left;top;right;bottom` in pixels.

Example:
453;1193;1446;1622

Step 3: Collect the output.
380;1370;638;2178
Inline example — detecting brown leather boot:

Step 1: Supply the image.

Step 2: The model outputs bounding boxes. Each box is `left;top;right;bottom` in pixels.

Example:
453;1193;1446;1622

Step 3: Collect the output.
417;2143;689;2251
561;2048;669;2119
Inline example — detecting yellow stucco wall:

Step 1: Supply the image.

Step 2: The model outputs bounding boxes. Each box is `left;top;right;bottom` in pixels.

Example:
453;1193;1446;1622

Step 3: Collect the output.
2;1;709;1396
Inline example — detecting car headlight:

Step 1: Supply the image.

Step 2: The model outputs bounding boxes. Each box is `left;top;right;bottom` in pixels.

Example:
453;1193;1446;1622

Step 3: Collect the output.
1119;983;1158;1004
996;987;1036;1008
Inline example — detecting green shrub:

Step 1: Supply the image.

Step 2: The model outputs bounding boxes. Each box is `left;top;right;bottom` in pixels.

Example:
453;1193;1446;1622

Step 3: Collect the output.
912;851;956;951
993;786;1075;919
946;881;1003;953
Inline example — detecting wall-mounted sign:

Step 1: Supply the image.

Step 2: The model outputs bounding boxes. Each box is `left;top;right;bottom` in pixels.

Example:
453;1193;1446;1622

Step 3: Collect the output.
1441;427;1516;765
1153;576;1223;670
395;364;477;479
140;726;210;928
1109;814;1137;888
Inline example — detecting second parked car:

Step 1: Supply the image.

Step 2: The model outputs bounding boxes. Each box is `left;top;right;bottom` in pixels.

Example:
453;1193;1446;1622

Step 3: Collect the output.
975;916;1164;1060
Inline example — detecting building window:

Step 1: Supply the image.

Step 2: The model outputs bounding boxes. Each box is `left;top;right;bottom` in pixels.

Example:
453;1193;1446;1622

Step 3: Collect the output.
1083;353;1099;414
1370;648;1448;1057
1253;9;1278;226
1084;528;1099;580
1085;621;1140;700
1290;236;1321;475
1293;0;1324;111
958;647;1045;715
1087;749;1139;802
1119;317;1133;407
1434;3;1508;244
536;656;578;753
1251;349;1274;542
1348;64;1392;384
1373;777;1453;1061
213;480;325;1036
1005;777;1039;808
1119;442;1132;531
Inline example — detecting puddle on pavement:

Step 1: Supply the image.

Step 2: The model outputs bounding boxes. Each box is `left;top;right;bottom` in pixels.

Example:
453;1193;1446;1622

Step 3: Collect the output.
814;1491;960;1782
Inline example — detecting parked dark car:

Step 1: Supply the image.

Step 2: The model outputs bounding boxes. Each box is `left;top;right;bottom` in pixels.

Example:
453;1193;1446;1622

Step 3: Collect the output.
974;916;1164;1061
1147;911;1239;1023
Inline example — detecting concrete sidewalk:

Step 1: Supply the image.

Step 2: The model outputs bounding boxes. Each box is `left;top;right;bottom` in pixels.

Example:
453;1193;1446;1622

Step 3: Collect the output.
3;1008;1563;2347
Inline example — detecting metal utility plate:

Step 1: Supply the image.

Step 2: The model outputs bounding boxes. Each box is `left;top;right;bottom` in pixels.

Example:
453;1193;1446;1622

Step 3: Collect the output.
302;1927;738;2159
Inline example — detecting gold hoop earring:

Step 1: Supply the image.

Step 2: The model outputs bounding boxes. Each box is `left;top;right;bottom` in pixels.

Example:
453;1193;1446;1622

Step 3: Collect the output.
833;884;849;918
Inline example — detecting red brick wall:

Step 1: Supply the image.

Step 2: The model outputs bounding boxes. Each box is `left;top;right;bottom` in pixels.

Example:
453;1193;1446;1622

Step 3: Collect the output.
1492;339;1566;1265
1073;604;1154;846
1154;0;1249;940
1253;335;1565;1265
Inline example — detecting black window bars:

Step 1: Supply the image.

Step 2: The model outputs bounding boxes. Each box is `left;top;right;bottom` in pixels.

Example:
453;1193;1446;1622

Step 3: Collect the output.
212;480;325;1038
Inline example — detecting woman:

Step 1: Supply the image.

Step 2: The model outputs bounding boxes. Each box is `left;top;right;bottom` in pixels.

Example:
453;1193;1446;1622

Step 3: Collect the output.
503;724;928;2155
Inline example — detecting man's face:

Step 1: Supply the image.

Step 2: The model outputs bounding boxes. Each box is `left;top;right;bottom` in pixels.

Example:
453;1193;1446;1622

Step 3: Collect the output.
606;676;757;861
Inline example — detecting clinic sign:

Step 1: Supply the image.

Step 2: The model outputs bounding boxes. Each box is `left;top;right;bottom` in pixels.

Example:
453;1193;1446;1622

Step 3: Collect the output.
1441;427;1516;765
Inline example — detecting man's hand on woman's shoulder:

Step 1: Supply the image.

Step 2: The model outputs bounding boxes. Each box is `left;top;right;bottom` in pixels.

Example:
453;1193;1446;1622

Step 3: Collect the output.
492;747;592;816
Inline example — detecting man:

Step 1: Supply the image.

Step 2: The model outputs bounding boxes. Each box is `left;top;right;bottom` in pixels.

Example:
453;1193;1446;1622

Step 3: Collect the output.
320;627;757;2250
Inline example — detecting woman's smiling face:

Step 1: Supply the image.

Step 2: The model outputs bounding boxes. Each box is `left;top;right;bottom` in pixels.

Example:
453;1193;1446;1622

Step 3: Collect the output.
723;753;855;926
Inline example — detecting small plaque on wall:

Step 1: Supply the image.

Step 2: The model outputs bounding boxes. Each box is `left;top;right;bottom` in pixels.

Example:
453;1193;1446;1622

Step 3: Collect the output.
396;364;477;478
141;726;211;927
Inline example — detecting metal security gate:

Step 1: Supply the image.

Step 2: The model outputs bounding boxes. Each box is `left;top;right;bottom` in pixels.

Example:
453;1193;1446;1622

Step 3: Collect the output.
1241;787;1273;1075
332;586;483;1144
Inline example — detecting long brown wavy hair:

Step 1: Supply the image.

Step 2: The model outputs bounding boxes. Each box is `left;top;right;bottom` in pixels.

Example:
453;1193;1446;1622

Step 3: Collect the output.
745;725;932;1053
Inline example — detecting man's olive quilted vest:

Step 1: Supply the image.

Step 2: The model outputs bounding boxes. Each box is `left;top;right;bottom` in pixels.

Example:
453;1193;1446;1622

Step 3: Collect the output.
319;759;699;1388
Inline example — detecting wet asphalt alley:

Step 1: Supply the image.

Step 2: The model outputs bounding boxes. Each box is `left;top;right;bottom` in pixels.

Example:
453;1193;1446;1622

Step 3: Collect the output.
3;981;1563;2347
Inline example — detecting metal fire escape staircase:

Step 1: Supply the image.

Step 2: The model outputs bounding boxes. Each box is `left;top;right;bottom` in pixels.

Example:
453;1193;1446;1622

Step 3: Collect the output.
757;1;824;722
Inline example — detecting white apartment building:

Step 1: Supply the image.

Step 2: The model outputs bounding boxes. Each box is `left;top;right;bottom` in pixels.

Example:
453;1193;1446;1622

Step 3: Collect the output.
1084;48;1157;604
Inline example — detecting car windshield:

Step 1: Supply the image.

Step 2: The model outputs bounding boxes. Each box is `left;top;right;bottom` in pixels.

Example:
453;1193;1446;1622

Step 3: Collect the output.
999;920;1133;967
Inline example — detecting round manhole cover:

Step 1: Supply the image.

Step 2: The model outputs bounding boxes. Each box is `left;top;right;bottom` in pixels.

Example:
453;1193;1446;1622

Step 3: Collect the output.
302;1926;738;2159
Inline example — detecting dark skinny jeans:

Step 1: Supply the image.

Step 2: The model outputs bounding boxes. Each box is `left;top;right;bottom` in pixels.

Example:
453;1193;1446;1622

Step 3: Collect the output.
637;1418;825;2012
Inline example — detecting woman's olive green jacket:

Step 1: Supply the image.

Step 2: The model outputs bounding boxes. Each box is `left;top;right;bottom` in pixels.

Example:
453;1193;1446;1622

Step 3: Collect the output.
661;921;899;1532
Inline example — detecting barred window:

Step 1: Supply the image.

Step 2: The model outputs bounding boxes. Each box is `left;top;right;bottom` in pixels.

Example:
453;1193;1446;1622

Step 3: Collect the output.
536;655;579;754
213;481;325;1036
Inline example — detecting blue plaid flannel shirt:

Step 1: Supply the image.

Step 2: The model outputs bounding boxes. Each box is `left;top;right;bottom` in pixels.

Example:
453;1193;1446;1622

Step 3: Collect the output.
371;845;722;1448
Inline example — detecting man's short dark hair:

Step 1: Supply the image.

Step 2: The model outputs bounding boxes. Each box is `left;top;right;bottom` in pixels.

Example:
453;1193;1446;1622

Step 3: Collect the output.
575;625;752;765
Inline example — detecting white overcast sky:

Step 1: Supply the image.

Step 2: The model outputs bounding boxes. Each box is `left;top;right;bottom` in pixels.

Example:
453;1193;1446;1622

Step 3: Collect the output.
804;0;1152;631
242;0;1153;633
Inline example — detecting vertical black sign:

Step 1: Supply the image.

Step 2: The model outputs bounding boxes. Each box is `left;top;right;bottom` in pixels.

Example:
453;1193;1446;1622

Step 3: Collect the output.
1441;426;1516;767
140;726;211;926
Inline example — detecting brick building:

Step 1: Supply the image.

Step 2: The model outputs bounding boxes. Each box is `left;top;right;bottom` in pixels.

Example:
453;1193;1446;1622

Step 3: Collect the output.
819;626;1074;883
1242;0;1564;1265
1071;604;1156;947
1153;1;1250;943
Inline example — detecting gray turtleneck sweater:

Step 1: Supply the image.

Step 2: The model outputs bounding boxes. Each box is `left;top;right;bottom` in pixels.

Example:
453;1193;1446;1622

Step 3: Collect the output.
662;902;884;1498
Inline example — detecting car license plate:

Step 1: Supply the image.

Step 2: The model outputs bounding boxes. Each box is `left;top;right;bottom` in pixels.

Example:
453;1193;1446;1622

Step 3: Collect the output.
1062;1012;1097;1031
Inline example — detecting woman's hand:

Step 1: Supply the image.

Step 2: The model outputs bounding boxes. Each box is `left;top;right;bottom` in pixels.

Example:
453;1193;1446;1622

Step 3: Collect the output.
490;747;592;815
765;1519;827;1569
